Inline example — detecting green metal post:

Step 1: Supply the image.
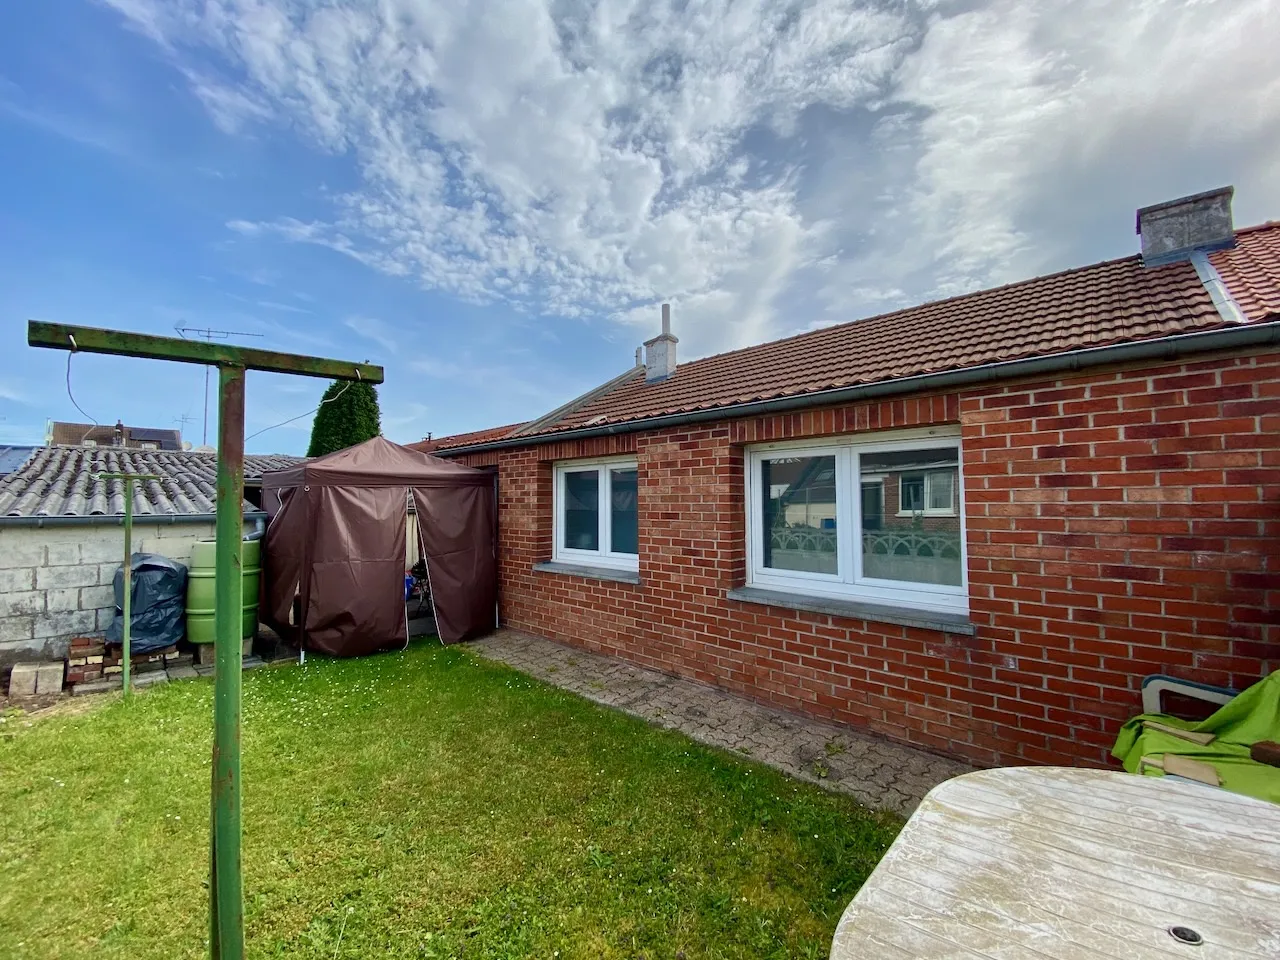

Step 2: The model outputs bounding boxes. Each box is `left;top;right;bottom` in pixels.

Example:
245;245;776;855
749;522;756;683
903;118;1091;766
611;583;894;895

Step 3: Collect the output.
91;471;160;698
210;364;246;960
28;321;381;960
122;478;133;696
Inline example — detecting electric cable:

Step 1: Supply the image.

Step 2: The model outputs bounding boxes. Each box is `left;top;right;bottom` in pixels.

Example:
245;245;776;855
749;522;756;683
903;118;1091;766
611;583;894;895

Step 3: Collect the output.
244;380;354;442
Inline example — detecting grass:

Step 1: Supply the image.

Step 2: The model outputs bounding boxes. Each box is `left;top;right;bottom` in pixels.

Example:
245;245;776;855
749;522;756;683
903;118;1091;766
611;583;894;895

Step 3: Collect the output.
0;641;900;959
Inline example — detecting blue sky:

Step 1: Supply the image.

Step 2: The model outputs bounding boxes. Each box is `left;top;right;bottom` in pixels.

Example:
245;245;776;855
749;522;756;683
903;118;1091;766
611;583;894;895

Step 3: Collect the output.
2;0;1277;455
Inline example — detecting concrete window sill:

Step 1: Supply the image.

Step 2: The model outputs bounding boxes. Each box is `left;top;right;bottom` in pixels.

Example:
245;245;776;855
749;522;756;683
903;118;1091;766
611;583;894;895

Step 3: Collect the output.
532;561;641;585
726;586;975;636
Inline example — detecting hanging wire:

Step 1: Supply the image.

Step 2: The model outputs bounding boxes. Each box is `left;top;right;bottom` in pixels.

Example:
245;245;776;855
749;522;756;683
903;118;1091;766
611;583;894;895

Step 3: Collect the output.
65;350;102;445
244;380;354;442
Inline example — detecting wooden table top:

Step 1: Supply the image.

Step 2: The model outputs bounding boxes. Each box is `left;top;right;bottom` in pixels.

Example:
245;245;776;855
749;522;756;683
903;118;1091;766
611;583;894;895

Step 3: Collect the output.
831;766;1280;959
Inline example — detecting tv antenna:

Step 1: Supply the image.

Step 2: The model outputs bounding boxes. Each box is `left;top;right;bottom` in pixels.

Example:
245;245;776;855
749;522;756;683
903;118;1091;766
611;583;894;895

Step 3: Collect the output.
174;412;197;440
177;326;264;445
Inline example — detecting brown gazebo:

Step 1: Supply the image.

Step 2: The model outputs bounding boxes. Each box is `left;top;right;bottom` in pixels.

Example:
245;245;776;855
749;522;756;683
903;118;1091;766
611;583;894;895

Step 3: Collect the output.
259;436;496;656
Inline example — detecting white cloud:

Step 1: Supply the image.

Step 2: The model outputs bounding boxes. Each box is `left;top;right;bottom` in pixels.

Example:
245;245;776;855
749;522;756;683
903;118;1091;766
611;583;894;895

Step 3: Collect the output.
255;299;311;314
381;400;430;436
411;355;583;408
97;0;920;357
0;379;29;403
100;0;1280;361
179;67;274;133
343;315;398;356
814;0;1280;313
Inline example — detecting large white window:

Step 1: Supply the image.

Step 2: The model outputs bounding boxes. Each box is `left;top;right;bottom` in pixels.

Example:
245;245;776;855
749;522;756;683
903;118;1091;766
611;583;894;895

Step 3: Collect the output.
553;457;639;570
746;431;966;614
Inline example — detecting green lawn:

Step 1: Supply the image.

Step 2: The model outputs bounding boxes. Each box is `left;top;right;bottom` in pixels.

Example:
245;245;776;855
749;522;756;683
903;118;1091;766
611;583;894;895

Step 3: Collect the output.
1;641;899;959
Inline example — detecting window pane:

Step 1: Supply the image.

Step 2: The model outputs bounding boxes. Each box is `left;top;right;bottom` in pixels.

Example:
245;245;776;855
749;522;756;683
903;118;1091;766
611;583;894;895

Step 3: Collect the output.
761;455;838;575
861;482;883;531
609;468;638;555
900;475;924;512
928;471;954;512
563;470;599;551
861;448;962;586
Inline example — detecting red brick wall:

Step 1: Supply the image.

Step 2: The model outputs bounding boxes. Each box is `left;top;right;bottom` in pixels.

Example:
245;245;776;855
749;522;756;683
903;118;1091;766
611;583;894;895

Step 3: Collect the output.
457;350;1280;767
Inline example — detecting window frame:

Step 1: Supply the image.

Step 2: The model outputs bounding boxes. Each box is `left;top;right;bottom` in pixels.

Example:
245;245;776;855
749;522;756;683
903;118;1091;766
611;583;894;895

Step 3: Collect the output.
897;469;957;517
745;429;967;615
552;456;639;571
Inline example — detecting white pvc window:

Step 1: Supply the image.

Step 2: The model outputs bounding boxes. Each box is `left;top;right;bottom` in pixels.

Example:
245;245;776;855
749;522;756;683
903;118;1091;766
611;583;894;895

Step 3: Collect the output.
553;457;639;570
746;430;967;614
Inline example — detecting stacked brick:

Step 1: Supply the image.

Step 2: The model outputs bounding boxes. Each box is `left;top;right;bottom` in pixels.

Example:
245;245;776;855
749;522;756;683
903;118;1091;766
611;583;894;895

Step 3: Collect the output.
455;348;1280;769
64;637;191;690
101;645;186;678
64;636;106;685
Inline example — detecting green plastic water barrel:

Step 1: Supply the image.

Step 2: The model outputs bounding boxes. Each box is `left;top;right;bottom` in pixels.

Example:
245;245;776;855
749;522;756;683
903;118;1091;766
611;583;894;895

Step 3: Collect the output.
185;538;261;644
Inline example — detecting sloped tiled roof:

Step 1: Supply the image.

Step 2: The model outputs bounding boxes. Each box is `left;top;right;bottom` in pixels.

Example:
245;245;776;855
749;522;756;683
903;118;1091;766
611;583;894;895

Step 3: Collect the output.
407;422;528;454
474;222;1280;444
1212;223;1280;319
0;446;302;519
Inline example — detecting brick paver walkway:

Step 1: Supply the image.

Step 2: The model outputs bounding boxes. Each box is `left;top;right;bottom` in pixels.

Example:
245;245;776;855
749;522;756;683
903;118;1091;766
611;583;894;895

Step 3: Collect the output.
468;629;973;816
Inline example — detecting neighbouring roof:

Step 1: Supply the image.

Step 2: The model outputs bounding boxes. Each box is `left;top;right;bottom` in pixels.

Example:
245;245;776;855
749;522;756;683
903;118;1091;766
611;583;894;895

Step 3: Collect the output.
0;446;303;519
407;422;529;453
458;222;1279;447
0;445;37;476
50;421;184;450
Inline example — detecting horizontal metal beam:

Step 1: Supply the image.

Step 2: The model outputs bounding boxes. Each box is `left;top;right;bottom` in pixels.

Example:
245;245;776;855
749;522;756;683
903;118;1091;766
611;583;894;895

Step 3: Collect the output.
28;321;384;383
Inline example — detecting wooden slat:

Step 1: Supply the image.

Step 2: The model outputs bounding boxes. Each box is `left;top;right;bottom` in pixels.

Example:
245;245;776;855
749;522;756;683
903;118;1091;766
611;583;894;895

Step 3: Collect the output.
830;768;1280;960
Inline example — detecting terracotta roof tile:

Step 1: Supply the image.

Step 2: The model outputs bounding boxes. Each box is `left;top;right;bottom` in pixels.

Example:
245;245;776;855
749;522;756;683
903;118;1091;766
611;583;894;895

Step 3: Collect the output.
505;223;1280;440
407;423;528;453
0;446;302;518
1212;222;1280;321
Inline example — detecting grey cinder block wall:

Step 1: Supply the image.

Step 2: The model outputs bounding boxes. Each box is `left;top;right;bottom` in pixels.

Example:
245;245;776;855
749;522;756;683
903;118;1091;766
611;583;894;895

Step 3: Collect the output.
0;520;254;675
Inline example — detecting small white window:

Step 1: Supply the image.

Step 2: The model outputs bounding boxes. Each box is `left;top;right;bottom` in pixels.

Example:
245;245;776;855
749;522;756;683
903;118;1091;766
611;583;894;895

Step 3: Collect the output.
746;431;966;614
553;457;638;571
83;439;98;447
140;441;159;450
898;470;955;517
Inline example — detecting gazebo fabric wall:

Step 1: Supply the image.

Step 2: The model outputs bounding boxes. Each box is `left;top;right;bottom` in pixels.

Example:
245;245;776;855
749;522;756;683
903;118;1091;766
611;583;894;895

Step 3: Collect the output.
260;437;496;656
305;485;408;656
411;485;496;643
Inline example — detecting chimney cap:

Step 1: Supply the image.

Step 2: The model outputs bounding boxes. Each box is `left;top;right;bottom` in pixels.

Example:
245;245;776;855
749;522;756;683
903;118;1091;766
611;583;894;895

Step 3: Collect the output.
1136;185;1235;266
1136;185;1233;232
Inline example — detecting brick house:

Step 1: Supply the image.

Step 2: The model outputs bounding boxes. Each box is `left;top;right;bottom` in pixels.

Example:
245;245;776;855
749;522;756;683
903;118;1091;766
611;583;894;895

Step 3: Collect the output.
419;187;1280;768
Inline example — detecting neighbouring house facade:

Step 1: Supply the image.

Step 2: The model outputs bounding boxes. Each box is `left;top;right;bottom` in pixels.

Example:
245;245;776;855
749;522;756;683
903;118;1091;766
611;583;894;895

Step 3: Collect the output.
425;187;1280;769
0;446;299;674
49;420;185;450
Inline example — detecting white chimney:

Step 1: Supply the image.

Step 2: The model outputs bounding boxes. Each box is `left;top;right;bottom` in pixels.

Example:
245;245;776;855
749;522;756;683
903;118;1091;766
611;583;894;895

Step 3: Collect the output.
1137;186;1235;266
643;303;678;383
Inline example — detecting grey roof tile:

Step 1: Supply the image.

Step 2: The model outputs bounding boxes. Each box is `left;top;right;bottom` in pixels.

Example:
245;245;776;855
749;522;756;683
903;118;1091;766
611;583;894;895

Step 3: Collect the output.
0;446;302;519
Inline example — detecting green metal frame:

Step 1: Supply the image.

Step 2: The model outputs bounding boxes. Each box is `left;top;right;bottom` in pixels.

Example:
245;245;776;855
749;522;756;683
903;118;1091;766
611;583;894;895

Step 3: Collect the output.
90;471;162;696
30;321;383;960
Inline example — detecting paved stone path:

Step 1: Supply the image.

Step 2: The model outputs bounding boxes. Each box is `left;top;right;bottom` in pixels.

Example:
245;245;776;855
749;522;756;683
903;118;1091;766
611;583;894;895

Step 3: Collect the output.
468;629;973;816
